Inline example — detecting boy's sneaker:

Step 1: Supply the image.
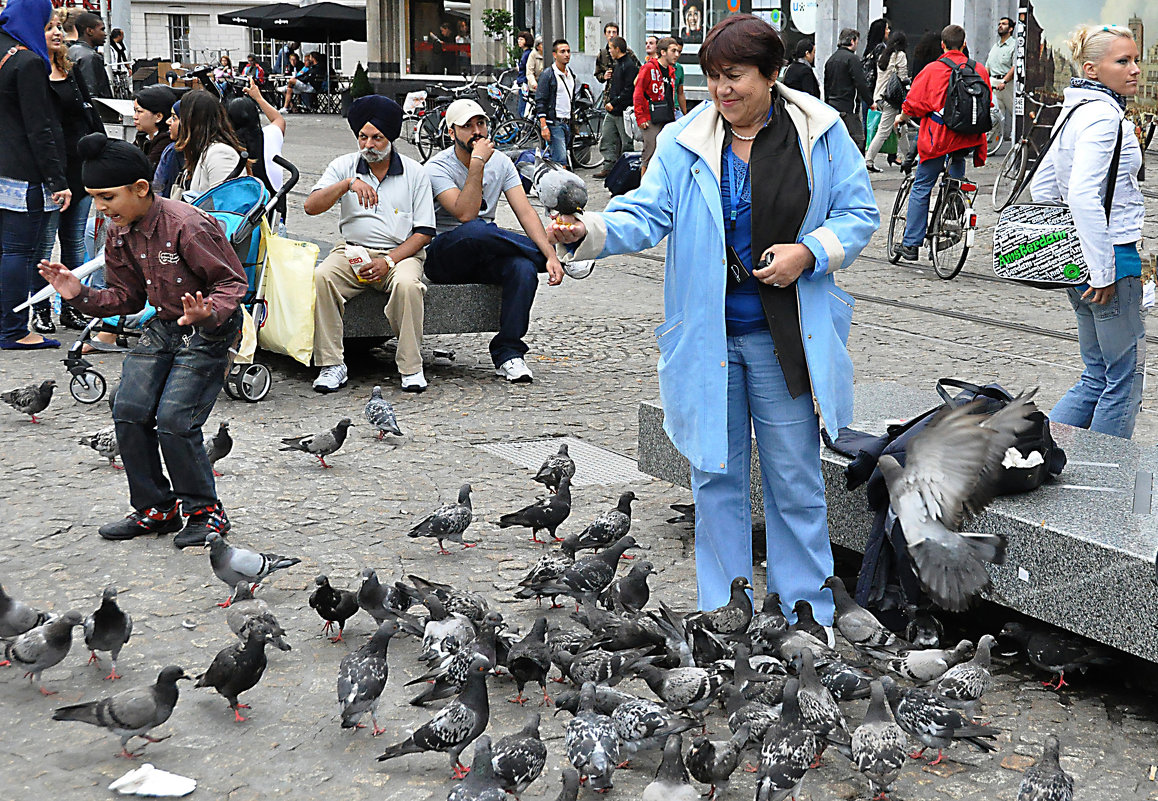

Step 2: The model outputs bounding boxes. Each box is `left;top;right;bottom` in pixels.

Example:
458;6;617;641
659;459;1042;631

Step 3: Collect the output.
174;502;231;549
496;357;533;383
99;501;182;540
401;369;427;393
313;363;348;393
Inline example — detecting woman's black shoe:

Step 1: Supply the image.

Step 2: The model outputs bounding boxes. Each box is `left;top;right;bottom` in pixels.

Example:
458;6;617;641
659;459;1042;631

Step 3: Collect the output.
31;307;56;334
60;305;88;330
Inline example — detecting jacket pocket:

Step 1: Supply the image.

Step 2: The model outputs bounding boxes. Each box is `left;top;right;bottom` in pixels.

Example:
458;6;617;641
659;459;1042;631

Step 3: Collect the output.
655;313;685;367
828;286;855;345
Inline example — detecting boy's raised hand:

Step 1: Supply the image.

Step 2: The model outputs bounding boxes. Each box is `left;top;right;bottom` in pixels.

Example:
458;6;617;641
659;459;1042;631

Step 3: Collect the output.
37;259;82;299
178;292;214;326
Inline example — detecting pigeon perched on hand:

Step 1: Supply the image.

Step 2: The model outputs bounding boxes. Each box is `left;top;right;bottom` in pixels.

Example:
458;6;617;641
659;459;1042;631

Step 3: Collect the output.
534;442;576;492
83;586;133;680
499;476;572;544
5;610;83;694
1019;734;1073;801
491;712;548;797
537;167;588;216
643;733;699;801
205;421;232;476
851;680;907;801
364;385;402;439
194;619;272;721
52;666;189;758
878;392;1037;611
79;425;121;469
2;379;55;423
310;575;360;642
223;582;291;652
338;619;399;735
0;582;46;642
408;483;474;554
206;532;301;604
279;418;353;468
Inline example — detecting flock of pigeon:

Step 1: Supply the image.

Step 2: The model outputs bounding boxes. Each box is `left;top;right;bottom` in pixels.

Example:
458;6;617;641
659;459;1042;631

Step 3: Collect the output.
0;374;1104;799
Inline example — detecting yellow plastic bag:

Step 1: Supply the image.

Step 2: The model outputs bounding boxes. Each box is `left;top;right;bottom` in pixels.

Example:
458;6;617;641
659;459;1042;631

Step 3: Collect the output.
234;305;258;364
258;234;319;366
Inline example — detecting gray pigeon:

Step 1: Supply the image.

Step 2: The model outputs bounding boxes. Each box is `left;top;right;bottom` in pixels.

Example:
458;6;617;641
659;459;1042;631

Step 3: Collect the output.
719;684;780;747
685;723;750;800
612;697;699;759
748;592;789;654
851;680;907;801
643;734;699;801
194;620;271;721
224;582;291;652
364;385;402;439
506;617;552;706
84;586;133;680
535;535;641;608
564;682;621;792
629;663;726;723
4;610;83;694
936;633;996;711
279;417;353;467
205;421;232;476
448;735;507;801
554;768;580;801
534;442;577;492
499;476;572;544
417;593;476;665
1;378;55;422
79;425;121;469
357;567;412;624
999;622;1114;690
514;535;581;608
0;582;46;641
206;532;301;603
407;484;474;554
575;491;637;552
52;665;189;758
338;619;400;734
880;675;999;765
795;648;851;763
599;560;655;614
789;599;827;642
878;393;1037;611
491;712;548;796
1019;734;1073;801
754;678;817;801
537;166;588;215
688;576;754;635
822;576;904;654
886;639;973;684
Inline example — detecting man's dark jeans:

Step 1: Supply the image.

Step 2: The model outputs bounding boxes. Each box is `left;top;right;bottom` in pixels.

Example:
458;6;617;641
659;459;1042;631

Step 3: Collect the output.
0;186;49;343
424;218;546;367
113;309;241;513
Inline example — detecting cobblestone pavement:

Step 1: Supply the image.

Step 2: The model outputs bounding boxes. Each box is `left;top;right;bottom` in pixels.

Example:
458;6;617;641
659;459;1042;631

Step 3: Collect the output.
3;115;1158;800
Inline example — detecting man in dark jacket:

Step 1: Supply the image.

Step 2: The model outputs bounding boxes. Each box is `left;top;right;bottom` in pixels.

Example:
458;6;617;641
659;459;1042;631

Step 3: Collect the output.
782;38;820;98
68;12;112;98
535;39;579;164
823;28;870;151
594;36;639;179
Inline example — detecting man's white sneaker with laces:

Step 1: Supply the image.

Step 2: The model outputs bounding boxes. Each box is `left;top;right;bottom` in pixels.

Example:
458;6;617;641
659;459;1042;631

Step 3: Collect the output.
401;369;428;393
312;364;348;393
495;357;533;383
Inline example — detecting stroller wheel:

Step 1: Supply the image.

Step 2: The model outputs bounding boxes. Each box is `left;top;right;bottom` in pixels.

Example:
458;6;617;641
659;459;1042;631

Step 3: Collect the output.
233;363;271;402
70;370;107;404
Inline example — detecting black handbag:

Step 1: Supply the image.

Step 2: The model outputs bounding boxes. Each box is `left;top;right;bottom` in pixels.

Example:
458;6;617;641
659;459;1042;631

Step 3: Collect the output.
648;70;676;126
71;68;106;134
881;73;908;108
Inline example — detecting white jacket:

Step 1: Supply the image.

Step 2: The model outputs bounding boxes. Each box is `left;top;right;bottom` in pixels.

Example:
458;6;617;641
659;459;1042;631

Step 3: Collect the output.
1029;87;1143;287
180;142;244;199
872;51;908;105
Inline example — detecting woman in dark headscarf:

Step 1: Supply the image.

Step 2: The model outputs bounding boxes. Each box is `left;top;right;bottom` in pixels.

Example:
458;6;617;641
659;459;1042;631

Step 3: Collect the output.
0;0;71;349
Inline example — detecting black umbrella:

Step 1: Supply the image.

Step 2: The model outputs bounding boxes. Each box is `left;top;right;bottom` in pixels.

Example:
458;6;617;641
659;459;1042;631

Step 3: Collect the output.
217;3;299;29
267;2;366;42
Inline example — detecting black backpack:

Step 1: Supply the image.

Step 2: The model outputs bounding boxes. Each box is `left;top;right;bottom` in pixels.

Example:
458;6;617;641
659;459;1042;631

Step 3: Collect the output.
938;56;993;134
861;44;884;94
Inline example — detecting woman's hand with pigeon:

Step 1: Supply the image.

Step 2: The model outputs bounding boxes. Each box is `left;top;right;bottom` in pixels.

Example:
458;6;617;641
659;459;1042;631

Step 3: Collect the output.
546;213;586;246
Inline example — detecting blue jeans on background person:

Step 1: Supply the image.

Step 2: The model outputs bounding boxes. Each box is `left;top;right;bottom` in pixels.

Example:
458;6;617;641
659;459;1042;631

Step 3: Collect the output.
689;328;835;624
546;120;569;164
424;218;546;367
1051;265;1146;439
113;310;241;513
33;193;93;312
0;187;49;344
902;149;968;248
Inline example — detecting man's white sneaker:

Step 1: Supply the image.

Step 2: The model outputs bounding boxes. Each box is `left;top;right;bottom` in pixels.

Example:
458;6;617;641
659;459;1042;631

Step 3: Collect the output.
312;364;348;393
401;369;427;393
495;357;533;383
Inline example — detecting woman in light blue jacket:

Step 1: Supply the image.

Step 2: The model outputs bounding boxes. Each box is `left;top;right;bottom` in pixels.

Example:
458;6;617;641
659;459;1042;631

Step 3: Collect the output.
1030;25;1144;438
548;15;878;625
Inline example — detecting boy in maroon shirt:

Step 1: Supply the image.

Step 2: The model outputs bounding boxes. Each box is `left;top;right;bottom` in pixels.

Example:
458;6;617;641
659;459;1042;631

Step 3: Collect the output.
39;132;248;547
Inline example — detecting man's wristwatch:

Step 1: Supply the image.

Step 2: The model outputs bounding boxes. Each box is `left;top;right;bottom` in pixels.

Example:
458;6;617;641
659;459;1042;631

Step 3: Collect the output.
383;255;396;272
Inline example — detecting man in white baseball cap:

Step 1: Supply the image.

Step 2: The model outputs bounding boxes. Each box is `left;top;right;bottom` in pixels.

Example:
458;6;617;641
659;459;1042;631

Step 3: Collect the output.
423;98;565;383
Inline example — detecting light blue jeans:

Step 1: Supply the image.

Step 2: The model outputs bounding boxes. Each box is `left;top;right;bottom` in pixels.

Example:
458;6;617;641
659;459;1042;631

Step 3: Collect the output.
902;149;967;248
1051;261;1146;439
689;328;835;624
546;120;569;164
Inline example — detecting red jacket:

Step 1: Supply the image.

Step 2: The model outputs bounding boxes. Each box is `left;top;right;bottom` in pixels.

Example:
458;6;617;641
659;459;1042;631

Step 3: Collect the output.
633;58;675;125
901;50;990;166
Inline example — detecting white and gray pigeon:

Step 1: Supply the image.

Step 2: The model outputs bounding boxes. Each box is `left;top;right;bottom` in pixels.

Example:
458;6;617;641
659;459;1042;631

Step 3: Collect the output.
535;535;641;608
337;619;400;734
418;593;477;666
536;165;588;215
687;576;754;635
4;610;83;694
223;582;291;652
643;733;700;801
686;723;751;800
514;535;581;608
205;421;232;476
754;678;817;801
612;697;698;759
719;684;780;748
878;392;1037;611
629;662;726;723
851;680;907;801
886;639;973;684
2;378;55;422
79;425;121;469
206;532;301;603
822;576;904;655
279;417;353;468
795;648;852;763
84;585;133;680
575;491;637;552
52;665;189;758
449;736;507;801
879;674;999;765
0;582;47;641
1018;734;1073;801
364;385;402;439
936;633;996;712
533;442;576;492
491;712;548;796
565;682;621;793
407;483;474;554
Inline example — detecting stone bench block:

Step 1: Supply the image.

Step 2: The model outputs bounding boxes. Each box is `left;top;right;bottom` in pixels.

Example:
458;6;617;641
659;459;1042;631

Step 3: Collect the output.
342;282;503;340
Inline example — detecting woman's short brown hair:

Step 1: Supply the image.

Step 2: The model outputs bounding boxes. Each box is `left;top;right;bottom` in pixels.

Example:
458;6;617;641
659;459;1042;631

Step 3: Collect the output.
698;13;785;78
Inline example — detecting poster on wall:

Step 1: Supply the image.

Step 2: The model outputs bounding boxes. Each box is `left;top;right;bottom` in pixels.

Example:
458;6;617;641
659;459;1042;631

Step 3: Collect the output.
675;0;706;51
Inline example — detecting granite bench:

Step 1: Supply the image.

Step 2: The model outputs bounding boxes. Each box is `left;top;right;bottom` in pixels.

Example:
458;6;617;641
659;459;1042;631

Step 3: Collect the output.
341;281;503;342
637;382;1158;663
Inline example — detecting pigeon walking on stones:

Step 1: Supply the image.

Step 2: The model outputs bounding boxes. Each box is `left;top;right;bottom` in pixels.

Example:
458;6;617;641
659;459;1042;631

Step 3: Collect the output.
754;678;817;801
357;567;411;624
612;697;698;760
377;653;492;778
904;604;944;649
999;622;1113;690
689;577;754;635
364;386;403;439
564;682;621;793
448;735;507;801
534;443;577;492
514;535;581;608
80;425;121;469
2;379;55;423
598;560;655;613
417;594;476;665
936;634;996;712
337;619;399;735
194;620;272;721
628;663;725;724
795;649;852;764
500;476;572;544
506;617;553;706
748;592;789;654
686;723;751;800
535;535;641;609
852;680;907;801
879;675;999;765
52;666;190;758
1018;734;1073;801
878;393;1037;611
206;532;301;603
575;491;637;553
84;586;133;680
0;582;46;643
491;712;548;797
822;576;904;655
205;421;232;476
408;483;474;554
643;733;700;801
4;611;83;694
223;583;291;652
279;418;353;468
310;575;360;642
886;640;973;684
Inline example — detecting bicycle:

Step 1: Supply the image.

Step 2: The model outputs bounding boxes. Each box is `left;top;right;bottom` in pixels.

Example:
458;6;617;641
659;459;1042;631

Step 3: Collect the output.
887;161;979;279
991;95;1063;210
109;61;132;100
414;75;485;162
567;83;604;170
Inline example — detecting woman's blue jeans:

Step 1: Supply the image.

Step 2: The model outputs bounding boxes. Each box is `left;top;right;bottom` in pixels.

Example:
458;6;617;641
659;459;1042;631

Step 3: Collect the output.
689;328;835;625
1051;269;1146;439
0;186;48;342
33;193;93;311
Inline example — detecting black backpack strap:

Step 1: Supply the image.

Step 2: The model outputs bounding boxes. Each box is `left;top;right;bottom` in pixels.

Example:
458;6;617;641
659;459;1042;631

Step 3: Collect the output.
1103;123;1123;222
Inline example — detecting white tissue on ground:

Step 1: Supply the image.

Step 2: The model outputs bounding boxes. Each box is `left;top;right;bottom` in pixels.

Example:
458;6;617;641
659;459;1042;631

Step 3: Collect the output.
1002;447;1044;469
108;764;196;797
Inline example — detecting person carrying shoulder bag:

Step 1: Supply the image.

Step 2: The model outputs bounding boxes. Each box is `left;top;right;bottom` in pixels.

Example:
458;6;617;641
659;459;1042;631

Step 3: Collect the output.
1029;24;1144;438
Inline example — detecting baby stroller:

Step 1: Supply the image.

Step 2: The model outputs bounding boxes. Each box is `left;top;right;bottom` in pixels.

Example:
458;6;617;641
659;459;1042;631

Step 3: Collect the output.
64;155;300;405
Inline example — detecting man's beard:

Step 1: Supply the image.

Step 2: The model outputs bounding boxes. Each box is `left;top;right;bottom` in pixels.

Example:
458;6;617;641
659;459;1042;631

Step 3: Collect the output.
360;143;392;163
454;133;485;152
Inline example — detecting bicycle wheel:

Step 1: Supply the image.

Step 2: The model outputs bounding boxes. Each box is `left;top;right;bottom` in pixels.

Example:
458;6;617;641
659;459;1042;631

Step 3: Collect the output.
930;190;971;279
991;142;1026;211
492;118;537;150
886;176;912;264
569;114;603;169
415;114;443;163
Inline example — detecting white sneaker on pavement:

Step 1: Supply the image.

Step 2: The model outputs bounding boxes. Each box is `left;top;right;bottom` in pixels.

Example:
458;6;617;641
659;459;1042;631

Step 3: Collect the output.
401;369;427;393
495;357;533;383
312;363;348;393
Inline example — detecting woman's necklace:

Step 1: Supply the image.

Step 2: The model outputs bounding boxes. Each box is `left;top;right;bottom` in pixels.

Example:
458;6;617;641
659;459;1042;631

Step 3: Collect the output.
728;100;774;140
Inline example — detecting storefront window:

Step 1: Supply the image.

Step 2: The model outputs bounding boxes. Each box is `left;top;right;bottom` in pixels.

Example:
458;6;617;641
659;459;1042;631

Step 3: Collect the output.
409;0;471;75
